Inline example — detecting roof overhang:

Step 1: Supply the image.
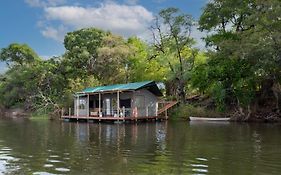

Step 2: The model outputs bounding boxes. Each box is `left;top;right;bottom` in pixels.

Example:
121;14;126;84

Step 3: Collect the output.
76;81;163;97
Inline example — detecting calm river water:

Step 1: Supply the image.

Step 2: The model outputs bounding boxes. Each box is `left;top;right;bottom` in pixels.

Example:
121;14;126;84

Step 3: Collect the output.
0;119;280;174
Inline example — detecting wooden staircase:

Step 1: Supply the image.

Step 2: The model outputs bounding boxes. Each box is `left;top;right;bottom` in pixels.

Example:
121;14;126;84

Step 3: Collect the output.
157;101;178;115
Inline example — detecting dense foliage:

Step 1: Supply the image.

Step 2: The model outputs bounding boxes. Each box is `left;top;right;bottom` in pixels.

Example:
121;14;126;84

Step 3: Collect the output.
0;1;280;120
192;0;281;119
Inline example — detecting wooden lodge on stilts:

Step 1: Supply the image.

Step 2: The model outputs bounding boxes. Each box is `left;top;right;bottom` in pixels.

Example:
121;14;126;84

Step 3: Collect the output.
61;81;178;122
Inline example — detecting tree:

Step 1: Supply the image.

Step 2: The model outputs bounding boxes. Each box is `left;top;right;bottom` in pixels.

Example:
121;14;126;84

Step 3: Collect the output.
0;44;74;114
96;34;132;84
0;43;39;67
197;0;281;117
151;7;196;103
64;28;107;79
127;37;166;83
64;28;135;85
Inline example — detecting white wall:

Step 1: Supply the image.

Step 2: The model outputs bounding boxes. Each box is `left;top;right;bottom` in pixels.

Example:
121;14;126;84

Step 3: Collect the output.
73;90;158;117
74;96;88;116
132;89;158;117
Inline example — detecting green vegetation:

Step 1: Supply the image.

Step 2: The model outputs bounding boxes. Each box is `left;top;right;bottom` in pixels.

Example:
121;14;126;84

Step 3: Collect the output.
151;8;197;103
170;104;223;120
29;112;50;120
0;0;281;121
191;0;281;120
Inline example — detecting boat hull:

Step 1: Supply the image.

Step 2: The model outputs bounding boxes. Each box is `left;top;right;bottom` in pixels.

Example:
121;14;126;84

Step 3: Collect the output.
189;117;230;121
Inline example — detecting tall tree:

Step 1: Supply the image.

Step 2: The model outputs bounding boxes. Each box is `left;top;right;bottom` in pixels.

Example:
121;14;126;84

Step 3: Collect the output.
151;7;196;103
96;34;132;84
127;37;166;83
64;28;134;85
64;28;107;79
197;0;281;117
0;43;39;67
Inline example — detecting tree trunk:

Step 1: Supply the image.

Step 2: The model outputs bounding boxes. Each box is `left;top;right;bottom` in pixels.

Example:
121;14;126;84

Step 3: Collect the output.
272;81;281;113
165;80;177;97
178;79;186;104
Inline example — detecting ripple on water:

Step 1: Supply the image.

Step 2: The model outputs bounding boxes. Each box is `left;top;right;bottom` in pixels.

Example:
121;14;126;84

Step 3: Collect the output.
1;148;12;151
47;159;61;163
55;167;70;172
43;164;54;168
190;164;208;168
33;171;56;175
188;157;209;174
192;168;208;173
0;160;7;172
196;157;208;161
0;154;19;162
49;155;59;158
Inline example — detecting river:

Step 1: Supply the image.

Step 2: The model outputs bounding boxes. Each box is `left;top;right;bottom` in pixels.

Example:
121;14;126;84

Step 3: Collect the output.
0;119;280;174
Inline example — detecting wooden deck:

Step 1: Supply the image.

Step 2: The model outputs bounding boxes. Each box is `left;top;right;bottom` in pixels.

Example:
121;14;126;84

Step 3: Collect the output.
158;101;178;115
61;100;177;123
61;115;164;122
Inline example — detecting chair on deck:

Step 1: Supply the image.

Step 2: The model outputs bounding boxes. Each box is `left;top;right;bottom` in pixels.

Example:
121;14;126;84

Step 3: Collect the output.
90;108;100;117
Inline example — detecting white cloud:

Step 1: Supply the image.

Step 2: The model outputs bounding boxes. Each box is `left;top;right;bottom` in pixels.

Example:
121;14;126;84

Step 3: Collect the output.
191;25;207;50
35;1;207;50
41;25;67;42
42;2;154;39
0;62;8;73
25;0;66;8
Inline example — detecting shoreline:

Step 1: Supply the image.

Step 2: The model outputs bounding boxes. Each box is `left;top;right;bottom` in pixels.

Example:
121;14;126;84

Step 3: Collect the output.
1;107;281;123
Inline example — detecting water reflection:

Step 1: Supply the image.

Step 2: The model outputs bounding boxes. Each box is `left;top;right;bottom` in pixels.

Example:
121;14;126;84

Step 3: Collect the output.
65;122;168;151
0;145;20;174
33;171;56;175
0;119;279;174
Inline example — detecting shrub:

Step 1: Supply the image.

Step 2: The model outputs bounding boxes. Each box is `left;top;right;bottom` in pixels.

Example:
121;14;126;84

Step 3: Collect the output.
170;104;223;120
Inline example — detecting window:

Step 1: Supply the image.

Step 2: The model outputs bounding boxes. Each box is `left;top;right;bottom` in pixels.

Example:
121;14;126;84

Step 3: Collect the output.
120;99;131;108
135;96;145;109
79;99;86;109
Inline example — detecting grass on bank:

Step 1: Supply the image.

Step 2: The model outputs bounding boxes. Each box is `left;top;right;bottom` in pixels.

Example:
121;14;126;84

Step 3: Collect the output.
29;110;51;120
170;104;224;120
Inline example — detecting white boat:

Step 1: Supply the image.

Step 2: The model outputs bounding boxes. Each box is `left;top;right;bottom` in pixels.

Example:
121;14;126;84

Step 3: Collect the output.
189;117;230;121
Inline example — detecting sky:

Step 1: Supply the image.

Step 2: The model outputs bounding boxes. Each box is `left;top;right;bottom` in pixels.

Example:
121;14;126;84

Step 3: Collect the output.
0;0;208;72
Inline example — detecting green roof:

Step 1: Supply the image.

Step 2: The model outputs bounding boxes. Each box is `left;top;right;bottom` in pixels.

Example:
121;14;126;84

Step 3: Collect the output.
78;81;162;96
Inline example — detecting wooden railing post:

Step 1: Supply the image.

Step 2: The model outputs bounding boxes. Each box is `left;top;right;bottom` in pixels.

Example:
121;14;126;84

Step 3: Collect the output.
61;108;64;118
99;93;101;122
87;94;89;117
146;106;148;117
117;91;120;117
135;107;138;122
77;95;80;117
122;107;125;117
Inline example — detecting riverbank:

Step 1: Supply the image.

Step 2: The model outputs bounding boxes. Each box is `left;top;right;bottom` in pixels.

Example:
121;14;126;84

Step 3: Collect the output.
170;104;281;123
1;104;281;123
0;107;58;121
0;108;29;118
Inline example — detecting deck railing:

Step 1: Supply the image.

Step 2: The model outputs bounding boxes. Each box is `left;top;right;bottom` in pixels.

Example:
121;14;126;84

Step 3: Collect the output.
157;101;178;118
101;108;131;117
63;105;160;118
63;107;132;118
